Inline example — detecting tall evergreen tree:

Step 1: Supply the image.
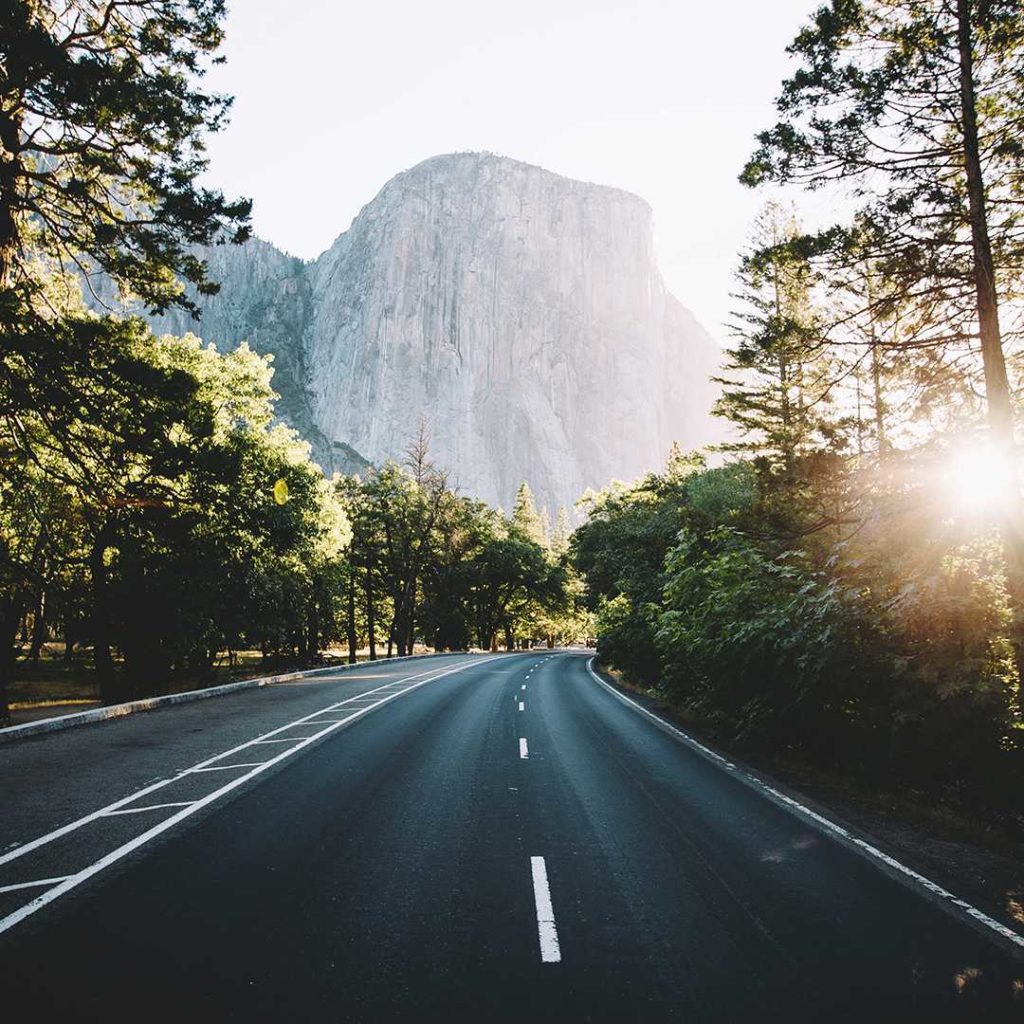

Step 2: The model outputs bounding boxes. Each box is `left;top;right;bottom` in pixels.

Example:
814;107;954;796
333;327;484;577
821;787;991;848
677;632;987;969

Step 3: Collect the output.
742;0;1024;460
742;0;1024;676
512;482;547;546
715;203;830;480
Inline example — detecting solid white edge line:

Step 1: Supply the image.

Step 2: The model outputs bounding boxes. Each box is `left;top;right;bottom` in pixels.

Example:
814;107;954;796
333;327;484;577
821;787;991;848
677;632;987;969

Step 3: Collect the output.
519;737;529;759
530;856;561;963
0;659;473;871
191;762;266;772
585;657;1024;952
0;655;506;937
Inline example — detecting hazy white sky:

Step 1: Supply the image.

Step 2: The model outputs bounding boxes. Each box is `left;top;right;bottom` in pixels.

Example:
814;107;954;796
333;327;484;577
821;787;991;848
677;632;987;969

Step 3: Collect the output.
203;0;817;341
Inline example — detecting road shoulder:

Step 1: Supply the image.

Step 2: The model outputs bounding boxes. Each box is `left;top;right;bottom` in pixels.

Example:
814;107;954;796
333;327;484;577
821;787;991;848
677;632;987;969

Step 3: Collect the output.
588;660;1024;950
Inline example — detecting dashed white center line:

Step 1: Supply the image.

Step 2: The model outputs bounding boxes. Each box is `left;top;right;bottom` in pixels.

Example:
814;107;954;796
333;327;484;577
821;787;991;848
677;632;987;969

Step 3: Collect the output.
521;684;526;690
519;738;529;759
519;702;525;712
530;856;561;963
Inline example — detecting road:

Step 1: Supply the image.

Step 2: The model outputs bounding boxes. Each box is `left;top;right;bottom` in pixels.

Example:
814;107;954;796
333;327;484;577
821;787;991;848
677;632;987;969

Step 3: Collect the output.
0;652;1021;1021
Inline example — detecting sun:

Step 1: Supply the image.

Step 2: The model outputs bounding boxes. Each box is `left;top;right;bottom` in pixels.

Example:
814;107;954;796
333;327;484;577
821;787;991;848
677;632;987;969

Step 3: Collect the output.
939;441;1018;517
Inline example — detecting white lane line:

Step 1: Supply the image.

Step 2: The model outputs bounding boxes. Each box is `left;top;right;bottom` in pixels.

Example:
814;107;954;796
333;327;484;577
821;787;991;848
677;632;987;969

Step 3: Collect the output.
519;702;525;712
530;856;561;963
519;738;529;759
0;660;466;872
102;802;194;816
0;876;71;895
585;657;1024;953
521;684;526;691
0;657;501;937
191;762;266;773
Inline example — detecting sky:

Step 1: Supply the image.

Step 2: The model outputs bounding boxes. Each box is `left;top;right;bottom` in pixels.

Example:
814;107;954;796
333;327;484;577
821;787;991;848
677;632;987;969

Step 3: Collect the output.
202;0;818;343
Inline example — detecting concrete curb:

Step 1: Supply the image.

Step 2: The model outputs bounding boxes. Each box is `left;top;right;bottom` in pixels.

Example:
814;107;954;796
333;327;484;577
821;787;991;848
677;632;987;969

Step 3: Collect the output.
0;653;445;746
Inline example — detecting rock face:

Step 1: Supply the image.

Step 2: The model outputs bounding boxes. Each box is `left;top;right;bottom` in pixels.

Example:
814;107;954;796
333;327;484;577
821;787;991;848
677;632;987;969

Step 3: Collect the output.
129;153;722;511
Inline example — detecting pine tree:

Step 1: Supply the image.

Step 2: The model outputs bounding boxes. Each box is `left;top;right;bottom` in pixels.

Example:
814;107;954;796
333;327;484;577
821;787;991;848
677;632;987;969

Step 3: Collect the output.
742;0;1024;464
715;203;830;481
512;482;547;546
551;507;572;556
743;0;1024;681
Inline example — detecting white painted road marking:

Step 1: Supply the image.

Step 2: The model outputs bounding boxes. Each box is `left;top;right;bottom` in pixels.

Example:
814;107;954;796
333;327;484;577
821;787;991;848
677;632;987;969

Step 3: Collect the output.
0;656;504;937
519;738;529;759
530;856;561;963
0;661;474;873
519;702;525;712
521;684;526;690
585;657;1024;953
102;802;195;816
0;876;70;894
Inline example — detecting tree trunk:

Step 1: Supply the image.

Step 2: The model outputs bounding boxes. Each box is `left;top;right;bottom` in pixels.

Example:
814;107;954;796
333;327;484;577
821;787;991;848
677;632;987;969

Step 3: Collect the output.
406;606;416;656
0;106;23;288
89;520;121;704
864;267;887;452
28;586;46;663
347;569;357;664
365;571;376;660
307;587;321;662
957;0;1024;712
0;595;21;727
957;1;1014;452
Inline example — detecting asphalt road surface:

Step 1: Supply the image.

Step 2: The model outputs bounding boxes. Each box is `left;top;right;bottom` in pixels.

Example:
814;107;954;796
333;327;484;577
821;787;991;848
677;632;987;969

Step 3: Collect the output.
1;651;1022;1022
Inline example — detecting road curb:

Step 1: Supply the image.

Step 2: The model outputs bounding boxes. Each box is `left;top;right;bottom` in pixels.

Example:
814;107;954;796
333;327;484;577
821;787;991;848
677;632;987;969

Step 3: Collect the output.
0;653;443;746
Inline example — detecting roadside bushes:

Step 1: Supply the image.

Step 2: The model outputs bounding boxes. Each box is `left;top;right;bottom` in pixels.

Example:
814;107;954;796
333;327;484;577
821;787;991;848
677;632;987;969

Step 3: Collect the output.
656;527;889;766
572;454;1023;812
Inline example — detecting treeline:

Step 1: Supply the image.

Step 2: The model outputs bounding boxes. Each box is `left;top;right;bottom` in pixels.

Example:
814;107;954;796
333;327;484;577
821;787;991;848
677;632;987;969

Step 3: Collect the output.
3;321;354;708
0;2;580;725
340;469;580;659
574;1;1024;817
0;315;576;720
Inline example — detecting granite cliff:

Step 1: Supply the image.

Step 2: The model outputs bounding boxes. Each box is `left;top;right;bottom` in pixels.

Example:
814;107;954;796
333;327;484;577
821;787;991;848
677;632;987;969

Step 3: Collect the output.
127;153;722;511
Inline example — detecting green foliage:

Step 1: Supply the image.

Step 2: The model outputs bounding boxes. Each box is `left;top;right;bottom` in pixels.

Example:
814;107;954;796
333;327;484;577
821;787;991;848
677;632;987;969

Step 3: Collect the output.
571;461;695;684
716;203;834;478
0;0;250;307
656;527;888;759
0;314;353;707
339;468;571;657
572;443;1021;806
